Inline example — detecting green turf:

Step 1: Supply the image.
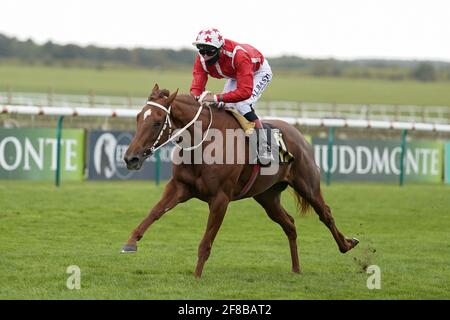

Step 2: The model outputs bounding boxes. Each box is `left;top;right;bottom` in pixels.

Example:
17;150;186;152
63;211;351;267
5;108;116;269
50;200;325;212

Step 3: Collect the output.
1;65;450;106
0;180;448;299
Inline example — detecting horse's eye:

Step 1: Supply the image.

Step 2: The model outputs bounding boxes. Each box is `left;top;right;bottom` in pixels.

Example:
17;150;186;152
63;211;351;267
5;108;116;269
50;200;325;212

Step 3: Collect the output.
154;121;162;128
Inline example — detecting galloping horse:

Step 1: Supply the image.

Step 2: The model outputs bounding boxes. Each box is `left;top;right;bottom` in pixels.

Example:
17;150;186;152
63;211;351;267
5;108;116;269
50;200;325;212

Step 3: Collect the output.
123;84;358;277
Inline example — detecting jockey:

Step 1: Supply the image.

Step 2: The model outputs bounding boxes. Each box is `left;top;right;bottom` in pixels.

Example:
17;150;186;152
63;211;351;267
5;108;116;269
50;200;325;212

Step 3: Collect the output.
190;27;273;165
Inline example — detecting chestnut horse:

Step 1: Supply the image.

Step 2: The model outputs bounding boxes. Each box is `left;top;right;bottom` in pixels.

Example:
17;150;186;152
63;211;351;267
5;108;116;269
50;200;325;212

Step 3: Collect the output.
122;84;358;277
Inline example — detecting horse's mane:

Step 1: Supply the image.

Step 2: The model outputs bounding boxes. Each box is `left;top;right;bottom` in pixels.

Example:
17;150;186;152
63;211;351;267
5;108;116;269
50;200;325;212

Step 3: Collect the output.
149;88;197;106
175;94;198;105
150;88;227;121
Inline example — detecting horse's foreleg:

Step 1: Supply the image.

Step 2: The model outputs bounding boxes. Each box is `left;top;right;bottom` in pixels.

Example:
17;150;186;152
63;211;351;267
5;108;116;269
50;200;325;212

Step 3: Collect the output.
194;192;230;278
121;179;191;253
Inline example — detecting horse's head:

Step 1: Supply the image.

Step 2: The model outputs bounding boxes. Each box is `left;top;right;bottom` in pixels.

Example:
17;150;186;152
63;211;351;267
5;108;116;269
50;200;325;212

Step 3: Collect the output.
124;84;178;170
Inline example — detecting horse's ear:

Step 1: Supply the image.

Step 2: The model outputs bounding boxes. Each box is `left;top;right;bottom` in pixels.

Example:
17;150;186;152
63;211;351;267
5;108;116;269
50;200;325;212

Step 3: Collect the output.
151;83;159;95
166;88;178;105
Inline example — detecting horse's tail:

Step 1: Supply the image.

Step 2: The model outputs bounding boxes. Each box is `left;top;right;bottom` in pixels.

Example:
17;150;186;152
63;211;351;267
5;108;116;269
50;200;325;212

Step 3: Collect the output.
291;187;311;215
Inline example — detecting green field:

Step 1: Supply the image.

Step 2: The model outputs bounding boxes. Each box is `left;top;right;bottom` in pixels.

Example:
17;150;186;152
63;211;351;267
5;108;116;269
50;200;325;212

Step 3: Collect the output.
0;181;448;299
1;65;450;106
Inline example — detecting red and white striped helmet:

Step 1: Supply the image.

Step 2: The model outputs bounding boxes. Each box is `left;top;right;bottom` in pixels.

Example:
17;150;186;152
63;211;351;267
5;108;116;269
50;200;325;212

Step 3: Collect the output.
192;28;224;49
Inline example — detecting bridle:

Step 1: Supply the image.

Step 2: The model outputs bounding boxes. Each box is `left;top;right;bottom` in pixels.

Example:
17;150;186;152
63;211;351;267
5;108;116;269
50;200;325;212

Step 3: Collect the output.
142;92;213;158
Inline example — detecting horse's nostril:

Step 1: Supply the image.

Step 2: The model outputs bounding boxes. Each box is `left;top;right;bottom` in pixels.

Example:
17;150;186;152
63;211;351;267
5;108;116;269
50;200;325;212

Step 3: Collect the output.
124;155;139;166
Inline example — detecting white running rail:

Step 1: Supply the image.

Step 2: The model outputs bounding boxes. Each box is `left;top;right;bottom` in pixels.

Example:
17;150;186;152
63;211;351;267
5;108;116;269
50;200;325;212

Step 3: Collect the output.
1;92;449;124
2;105;450;132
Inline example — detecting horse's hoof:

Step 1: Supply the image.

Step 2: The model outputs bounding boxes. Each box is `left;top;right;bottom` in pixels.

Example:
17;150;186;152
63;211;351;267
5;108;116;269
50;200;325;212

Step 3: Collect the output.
352;237;360;246
121;244;137;253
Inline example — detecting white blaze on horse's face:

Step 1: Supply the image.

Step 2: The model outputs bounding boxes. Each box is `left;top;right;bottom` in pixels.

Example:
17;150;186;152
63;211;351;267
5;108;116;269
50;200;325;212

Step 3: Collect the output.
135;105;168;151
143;109;152;121
138;106;164;129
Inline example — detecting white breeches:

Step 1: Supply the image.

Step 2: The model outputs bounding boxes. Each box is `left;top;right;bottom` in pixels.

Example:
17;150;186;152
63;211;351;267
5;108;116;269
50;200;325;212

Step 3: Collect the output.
222;59;272;116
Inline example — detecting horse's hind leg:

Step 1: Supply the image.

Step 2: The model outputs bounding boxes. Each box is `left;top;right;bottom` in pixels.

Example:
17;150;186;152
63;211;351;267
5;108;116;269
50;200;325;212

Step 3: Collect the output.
291;173;358;253
121;179;192;253
254;184;301;273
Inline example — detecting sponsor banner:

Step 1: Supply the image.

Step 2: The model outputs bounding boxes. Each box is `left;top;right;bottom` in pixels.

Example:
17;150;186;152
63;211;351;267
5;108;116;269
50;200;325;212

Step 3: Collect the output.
87;130;173;180
312;138;443;183
0;128;85;180
445;142;450;184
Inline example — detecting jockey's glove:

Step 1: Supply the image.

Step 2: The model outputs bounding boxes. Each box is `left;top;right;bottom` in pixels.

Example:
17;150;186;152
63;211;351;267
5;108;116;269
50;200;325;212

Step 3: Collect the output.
200;101;225;109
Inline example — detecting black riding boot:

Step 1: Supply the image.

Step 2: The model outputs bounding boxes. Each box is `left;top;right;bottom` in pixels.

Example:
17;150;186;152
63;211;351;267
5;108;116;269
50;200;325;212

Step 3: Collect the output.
244;110;274;166
254;125;274;166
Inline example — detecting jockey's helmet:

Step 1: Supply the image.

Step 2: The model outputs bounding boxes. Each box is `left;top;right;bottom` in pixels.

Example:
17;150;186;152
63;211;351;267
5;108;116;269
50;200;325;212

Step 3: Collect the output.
192;28;224;49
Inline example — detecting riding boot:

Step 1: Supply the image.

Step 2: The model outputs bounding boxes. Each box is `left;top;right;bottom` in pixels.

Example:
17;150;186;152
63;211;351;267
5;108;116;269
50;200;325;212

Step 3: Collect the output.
252;119;274;166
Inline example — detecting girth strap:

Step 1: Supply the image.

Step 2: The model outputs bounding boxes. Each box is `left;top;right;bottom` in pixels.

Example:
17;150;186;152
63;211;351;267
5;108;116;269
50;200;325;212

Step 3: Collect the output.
234;164;260;200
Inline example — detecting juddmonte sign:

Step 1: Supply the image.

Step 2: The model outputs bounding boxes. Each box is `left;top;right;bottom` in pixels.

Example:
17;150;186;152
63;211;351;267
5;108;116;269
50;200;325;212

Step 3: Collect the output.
313;138;443;183
87;130;173;180
0;128;84;180
1;128;446;184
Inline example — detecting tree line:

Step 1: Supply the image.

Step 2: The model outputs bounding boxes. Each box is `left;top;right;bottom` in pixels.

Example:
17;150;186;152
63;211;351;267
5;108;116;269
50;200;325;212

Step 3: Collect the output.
1;33;449;82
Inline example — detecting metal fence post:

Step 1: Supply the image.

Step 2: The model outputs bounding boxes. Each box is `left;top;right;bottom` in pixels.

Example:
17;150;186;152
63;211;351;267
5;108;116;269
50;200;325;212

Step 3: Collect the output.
155;149;161;186
55;116;65;187
399;129;408;186
326;127;335;186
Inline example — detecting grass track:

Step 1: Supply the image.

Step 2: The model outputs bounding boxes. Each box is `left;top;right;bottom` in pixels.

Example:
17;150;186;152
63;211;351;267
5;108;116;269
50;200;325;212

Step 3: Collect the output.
0;181;449;299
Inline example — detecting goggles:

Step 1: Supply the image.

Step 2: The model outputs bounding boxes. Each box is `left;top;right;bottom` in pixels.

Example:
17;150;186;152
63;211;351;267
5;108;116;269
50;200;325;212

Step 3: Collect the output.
197;46;218;56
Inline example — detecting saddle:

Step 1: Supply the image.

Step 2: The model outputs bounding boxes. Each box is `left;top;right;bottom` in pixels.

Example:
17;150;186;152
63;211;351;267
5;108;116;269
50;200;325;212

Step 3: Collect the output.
225;108;294;164
225;108;255;136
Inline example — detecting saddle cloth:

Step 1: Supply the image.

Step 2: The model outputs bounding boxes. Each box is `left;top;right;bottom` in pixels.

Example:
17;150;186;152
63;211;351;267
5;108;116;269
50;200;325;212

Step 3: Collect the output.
262;123;295;164
225;108;294;164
